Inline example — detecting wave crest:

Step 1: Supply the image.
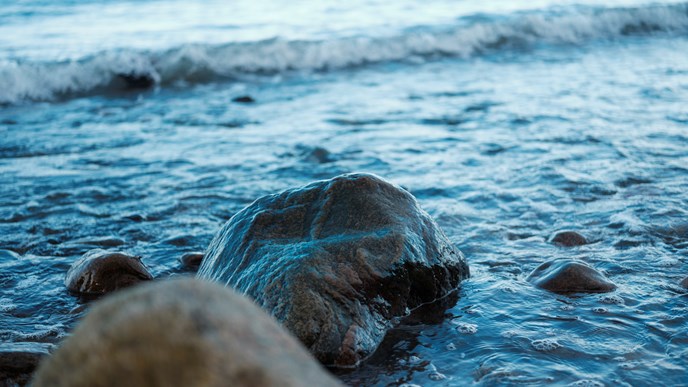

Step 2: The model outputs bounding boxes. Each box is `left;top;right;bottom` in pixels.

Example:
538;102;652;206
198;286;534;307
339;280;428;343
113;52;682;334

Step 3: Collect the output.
2;3;687;104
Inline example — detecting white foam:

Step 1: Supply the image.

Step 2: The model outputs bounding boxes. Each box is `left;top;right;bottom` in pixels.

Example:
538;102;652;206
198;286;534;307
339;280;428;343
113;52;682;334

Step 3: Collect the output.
1;3;687;104
531;338;562;351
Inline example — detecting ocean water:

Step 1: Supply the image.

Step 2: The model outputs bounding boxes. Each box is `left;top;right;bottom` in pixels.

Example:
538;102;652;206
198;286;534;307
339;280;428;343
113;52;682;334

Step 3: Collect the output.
1;0;688;385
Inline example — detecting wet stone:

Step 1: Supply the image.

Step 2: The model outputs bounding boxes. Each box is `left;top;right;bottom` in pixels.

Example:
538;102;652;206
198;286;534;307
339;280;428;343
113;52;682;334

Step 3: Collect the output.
550;231;588;247
0;342;54;384
232;95;255;104
527;259;616;294
33;278;342;387
300;146;334;164
65;249;153;295
197;173;469;367
179;252;204;270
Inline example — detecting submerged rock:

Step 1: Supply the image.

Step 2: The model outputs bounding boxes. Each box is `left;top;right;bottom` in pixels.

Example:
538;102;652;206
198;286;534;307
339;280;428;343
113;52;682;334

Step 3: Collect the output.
232;95;255;104
680;277;688;289
550;231;588;247
0;342;53;385
197;173;469;366
179;252;204;270
65;249;152;295
527;259;616;294
33;278;342;387
298;145;334;164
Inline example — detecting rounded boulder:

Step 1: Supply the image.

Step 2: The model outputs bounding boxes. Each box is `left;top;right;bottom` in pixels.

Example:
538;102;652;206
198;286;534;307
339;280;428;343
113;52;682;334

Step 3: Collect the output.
65;249;152;295
197;173;469;366
527;259;616;294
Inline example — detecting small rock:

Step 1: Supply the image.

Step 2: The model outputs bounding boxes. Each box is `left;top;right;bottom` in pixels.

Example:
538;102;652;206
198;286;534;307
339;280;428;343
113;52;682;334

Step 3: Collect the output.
179;252;204;270
232;95;255;104
0;342;53;384
680;277;688;289
527;259;616;294
550;231;588;247
32;278;342;387
198;173;469;366
65;249;153;295
301;146;333;164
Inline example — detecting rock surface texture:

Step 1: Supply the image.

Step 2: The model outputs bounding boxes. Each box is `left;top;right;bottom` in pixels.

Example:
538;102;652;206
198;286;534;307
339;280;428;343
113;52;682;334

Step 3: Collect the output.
197;173;469;366
527;259;616;294
550;231;588;247
65;249;152;295
33;278;342;387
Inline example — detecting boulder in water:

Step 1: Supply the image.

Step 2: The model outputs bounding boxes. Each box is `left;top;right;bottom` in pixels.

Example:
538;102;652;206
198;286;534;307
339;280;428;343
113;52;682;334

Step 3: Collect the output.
680;277;688;289
65;249;152;295
232;95;255;104
550;231;588;247
197;173;469;366
527;259;616;294
32;278;342;387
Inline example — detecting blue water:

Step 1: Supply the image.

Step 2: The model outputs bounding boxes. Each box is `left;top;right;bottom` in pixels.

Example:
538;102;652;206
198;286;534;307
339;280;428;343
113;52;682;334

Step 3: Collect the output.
1;1;688;385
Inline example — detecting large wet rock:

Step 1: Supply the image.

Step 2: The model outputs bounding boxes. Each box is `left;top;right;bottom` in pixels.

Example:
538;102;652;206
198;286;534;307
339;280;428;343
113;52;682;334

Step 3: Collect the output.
32;278;342;387
550;231;588;247
197;173;469;366
527;259;616;294
65;249;152;295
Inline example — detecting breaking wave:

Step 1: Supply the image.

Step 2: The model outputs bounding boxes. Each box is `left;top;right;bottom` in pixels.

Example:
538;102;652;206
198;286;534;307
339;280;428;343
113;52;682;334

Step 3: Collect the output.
2;2;687;104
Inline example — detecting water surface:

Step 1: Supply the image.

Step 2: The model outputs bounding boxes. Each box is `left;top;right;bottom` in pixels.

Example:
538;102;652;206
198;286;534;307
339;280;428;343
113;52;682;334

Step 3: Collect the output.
1;1;687;385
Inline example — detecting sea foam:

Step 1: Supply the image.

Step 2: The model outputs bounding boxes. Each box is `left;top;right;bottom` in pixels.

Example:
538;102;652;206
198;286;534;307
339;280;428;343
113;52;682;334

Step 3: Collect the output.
1;2;687;104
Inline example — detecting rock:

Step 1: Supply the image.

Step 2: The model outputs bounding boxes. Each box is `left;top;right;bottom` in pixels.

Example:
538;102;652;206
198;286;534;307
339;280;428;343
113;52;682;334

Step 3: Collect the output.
680;277;688;289
232;95;255;104
299;145;334;164
32;278;342;387
527;259;616;294
197;173;469;366
0;342;53;385
65;249;153;295
179;252;204;270
550;231;588;247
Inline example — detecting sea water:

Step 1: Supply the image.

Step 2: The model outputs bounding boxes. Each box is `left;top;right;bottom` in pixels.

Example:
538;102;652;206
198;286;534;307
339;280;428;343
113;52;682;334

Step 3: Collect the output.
1;0;687;385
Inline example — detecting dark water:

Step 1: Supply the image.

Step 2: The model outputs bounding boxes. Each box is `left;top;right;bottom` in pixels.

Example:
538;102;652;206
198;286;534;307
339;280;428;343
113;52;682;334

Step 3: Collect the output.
2;1;688;385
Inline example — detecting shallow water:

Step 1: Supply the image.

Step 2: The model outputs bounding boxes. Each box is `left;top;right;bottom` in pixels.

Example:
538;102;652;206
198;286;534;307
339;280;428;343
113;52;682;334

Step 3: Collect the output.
1;0;688;385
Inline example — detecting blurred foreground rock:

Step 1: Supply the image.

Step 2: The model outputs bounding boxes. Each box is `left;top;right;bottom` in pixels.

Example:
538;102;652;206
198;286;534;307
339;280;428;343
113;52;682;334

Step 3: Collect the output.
198;173;469;366
33;278;342;387
528;259;616;294
65;249;152;295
